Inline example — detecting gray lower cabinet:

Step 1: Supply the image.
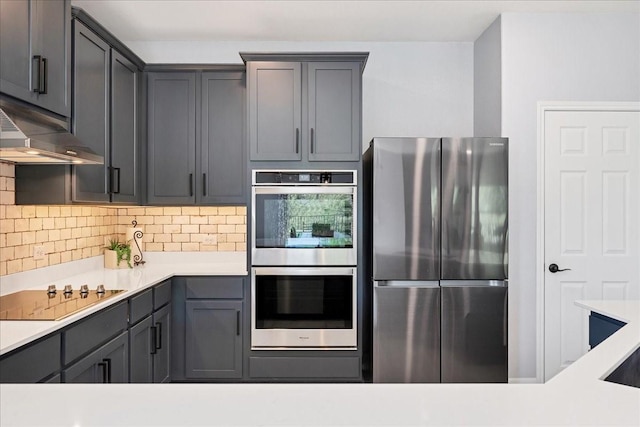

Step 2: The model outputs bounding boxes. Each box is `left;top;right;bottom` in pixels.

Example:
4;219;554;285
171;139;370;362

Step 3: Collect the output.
72;18;140;203
129;316;154;383
152;304;171;383
147;69;246;205
246;55;365;163
185;300;243;379
0;334;61;383
0;0;70;117
64;332;128;383
129;283;171;383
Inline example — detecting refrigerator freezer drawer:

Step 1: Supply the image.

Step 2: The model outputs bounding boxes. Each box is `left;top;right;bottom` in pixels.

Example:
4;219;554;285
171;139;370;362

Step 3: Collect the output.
441;285;508;383
373;284;440;383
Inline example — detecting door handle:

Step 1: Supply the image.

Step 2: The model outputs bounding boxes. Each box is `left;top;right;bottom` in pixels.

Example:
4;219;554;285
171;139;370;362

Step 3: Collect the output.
236;310;240;336
97;360;108;383
295;128;300;153
548;263;571;273
189;173;194;197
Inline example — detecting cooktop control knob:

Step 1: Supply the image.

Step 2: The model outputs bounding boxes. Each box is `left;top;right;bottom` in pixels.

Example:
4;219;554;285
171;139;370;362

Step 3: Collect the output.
46;285;57;296
96;284;105;295
63;284;73;295
80;284;89;296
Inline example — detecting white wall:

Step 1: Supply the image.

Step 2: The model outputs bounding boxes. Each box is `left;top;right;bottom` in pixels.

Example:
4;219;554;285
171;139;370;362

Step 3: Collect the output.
501;12;640;380
128;41;475;144
474;16;501;137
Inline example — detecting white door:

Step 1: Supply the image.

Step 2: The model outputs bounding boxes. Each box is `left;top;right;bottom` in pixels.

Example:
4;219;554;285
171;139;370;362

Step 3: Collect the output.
544;109;640;381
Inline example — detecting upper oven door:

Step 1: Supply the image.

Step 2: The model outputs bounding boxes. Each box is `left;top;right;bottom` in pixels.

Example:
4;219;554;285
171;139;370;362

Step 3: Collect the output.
252;186;357;266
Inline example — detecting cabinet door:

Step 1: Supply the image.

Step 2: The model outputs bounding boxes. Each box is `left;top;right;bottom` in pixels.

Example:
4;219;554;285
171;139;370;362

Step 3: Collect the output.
200;71;246;204
248;62;302;161
111;50;139;204
0;0;33;104
32;0;70;116
71;20;110;202
147;72;196;204
64;332;128;383
153;304;171;383
129;316;153;383
185;300;242;379
308;62;361;161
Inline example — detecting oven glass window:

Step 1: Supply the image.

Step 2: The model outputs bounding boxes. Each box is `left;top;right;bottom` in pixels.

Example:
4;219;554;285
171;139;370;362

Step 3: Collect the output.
255;275;353;329
254;193;353;249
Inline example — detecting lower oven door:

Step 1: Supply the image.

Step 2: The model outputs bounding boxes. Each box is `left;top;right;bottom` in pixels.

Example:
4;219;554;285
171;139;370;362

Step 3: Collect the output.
251;267;357;350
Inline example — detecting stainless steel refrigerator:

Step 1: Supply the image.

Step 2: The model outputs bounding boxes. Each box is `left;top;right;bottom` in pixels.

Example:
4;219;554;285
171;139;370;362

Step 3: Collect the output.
364;137;508;383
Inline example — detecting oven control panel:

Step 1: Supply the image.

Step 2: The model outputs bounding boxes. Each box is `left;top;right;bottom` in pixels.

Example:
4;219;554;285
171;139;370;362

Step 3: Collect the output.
253;170;356;185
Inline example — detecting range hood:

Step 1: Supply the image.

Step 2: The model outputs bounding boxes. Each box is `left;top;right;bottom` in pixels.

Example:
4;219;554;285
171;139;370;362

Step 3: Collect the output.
0;98;103;165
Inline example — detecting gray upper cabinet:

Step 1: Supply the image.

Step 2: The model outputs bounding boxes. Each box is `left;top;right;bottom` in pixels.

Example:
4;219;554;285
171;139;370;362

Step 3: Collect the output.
71;20;110;203
307;62;361;162
72;18;140;204
248;62;302;161
201;71;246;204
110;51;139;203
147;68;246;205
0;0;70;117
246;55;366;163
147;72;197;205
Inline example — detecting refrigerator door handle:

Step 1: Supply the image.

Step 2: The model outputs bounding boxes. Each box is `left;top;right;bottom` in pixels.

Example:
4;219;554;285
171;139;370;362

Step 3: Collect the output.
374;280;440;288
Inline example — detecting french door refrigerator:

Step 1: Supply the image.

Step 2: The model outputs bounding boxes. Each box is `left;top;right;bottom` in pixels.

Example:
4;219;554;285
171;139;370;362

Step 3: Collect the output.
364;137;508;383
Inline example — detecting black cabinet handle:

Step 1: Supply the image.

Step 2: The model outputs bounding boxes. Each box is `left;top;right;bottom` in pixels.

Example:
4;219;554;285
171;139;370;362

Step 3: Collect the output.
549;263;571;273
103;358;112;383
189;173;194;197
295;128;300;153
97;360;108;383
109;167;121;194
150;325;158;355
202;173;207;196
40;57;47;94
310;128;314;153
155;321;162;350
32;55;42;93
113;168;121;194
236;311;240;336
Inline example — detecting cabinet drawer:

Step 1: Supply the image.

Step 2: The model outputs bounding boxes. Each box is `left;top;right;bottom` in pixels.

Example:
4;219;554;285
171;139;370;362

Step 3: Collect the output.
249;356;360;379
154;280;171;309
64;301;128;365
130;289;153;325
186;277;244;299
0;334;61;383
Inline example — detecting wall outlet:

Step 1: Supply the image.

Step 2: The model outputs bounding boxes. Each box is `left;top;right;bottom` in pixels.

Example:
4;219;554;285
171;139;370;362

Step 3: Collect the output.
33;245;46;260
203;235;217;245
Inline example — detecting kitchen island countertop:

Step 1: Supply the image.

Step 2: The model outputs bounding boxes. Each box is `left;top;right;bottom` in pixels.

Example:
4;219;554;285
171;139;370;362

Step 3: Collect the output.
0;299;638;426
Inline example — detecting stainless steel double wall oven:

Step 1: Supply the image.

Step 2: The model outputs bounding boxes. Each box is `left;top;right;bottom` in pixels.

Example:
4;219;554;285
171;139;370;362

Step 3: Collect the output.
251;170;358;349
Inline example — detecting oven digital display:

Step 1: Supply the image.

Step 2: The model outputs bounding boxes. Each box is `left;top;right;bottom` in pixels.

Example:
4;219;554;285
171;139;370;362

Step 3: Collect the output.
298;174;311;182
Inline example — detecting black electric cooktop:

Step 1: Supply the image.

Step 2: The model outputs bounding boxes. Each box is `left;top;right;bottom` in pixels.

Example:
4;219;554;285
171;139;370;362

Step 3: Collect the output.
0;287;125;320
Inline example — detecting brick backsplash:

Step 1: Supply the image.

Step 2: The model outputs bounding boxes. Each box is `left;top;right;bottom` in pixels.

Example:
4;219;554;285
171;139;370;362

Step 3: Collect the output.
0;161;247;277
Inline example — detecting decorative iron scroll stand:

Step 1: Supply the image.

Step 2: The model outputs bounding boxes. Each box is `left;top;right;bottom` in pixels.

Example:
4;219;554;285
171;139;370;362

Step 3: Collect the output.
131;219;146;266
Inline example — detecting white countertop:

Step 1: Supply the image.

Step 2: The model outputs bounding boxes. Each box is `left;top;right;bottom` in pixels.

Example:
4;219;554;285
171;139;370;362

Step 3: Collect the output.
0;252;248;355
1;298;639;426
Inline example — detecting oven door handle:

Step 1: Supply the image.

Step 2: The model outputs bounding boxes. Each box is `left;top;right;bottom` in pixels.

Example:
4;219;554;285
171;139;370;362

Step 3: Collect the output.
252;186;356;195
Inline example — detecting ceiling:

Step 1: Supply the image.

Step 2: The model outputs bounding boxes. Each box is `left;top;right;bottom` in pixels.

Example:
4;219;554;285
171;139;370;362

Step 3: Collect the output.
71;0;639;43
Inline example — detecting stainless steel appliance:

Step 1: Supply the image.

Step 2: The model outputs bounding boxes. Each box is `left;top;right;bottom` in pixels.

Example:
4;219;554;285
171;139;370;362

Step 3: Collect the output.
251;170;356;266
0;97;104;164
0;285;125;320
365;137;508;383
251;267;357;349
